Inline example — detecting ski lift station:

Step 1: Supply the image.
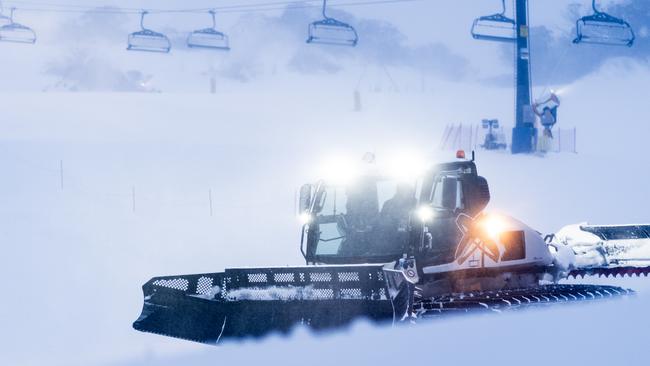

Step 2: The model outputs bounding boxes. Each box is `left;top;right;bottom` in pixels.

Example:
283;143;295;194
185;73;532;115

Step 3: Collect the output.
0;0;637;155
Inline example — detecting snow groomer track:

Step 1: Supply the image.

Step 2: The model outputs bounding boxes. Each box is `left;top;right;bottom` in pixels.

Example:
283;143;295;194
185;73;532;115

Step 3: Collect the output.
415;284;634;317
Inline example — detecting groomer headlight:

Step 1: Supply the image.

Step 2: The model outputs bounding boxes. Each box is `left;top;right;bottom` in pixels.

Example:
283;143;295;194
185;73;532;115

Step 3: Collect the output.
479;215;507;240
298;212;313;225
385;151;428;183
318;156;360;185
416;206;435;222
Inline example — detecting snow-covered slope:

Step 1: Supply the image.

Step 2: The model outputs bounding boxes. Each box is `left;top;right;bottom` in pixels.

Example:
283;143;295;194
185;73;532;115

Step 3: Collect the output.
2;60;650;366
2;1;650;365
117;288;650;366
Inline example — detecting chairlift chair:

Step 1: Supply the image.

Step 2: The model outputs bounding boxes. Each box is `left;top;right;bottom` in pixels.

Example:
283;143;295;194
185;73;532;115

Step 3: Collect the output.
187;10;229;50
0;4;11;27
127;11;171;53
470;0;516;43
0;14;9;28
0;8;36;44
307;0;358;46
573;0;634;47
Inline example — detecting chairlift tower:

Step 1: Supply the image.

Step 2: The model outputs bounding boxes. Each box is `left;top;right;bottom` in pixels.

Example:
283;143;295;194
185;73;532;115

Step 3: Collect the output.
471;0;535;154
511;0;535;154
473;0;634;154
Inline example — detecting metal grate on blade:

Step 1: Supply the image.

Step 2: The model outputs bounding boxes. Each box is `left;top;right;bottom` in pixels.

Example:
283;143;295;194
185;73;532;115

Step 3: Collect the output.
152;278;189;291
340;288;363;299
196;276;214;295
274;273;295;283
248;273;268;283
221;278;228;298
312;288;334;299
338;272;360;282
309;272;332;282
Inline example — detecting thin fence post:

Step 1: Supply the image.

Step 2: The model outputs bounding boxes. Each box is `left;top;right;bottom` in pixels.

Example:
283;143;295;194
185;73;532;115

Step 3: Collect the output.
353;90;362;112
59;160;64;190
573;126;577;154
209;189;213;217
210;76;217;94
557;127;562;153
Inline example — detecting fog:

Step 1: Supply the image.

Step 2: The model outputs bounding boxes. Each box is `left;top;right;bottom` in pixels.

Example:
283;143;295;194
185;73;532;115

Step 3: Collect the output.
1;1;649;365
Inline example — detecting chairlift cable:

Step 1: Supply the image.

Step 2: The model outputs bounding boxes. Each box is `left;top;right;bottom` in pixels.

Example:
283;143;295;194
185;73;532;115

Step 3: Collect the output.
6;1;135;10
4;0;324;12
4;0;145;13
4;0;425;16
215;0;425;14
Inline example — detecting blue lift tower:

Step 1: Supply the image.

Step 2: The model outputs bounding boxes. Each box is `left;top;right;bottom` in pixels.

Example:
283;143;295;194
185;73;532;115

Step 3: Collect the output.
471;0;534;153
511;0;536;154
472;0;535;153
472;0;635;154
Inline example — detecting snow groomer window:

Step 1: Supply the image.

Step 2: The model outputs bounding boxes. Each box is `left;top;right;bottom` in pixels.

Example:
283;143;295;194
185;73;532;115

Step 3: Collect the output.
431;175;464;211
